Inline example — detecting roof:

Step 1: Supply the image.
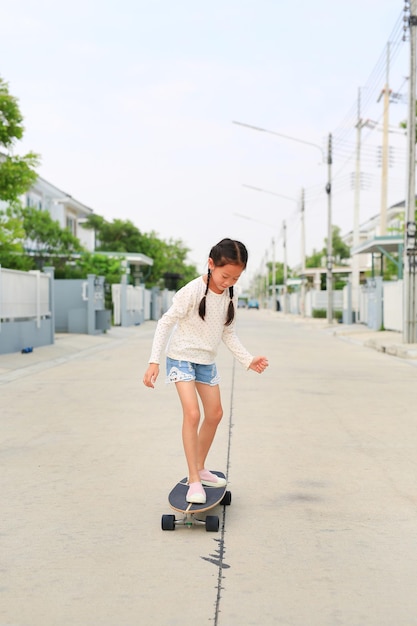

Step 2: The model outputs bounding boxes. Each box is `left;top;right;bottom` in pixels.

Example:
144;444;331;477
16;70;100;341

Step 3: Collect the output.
97;251;153;267
351;235;404;256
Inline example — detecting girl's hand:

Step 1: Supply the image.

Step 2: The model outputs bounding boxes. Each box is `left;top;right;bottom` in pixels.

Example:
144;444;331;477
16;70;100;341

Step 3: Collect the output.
143;363;160;388
249;356;269;374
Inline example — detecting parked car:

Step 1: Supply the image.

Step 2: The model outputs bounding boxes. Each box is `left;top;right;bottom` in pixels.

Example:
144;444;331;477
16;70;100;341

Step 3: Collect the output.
247;299;259;309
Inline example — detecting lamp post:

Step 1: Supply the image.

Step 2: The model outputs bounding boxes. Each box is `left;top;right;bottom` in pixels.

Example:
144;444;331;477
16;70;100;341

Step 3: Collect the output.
233;121;334;322
234;211;277;310
241;184;302;314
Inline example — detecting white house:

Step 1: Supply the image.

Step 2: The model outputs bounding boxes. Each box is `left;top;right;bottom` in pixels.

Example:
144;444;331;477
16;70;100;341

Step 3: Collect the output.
344;199;405;278
23;175;96;252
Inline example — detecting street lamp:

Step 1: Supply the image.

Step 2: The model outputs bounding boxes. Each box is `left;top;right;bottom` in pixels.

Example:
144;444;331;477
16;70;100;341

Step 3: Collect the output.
234;211;277;310
233;120;334;323
241;184;302;315
232;121;325;162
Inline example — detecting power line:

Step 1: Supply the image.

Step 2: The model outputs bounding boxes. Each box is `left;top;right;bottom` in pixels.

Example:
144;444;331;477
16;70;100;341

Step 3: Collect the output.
333;10;406;147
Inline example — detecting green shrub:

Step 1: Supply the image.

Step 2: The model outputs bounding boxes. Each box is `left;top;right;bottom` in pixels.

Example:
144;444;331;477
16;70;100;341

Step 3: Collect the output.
312;308;342;321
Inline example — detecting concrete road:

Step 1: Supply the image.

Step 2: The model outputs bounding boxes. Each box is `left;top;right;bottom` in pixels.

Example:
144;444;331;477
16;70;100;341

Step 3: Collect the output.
1;312;417;625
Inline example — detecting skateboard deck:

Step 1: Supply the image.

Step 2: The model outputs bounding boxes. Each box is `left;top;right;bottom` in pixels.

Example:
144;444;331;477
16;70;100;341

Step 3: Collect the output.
161;471;232;531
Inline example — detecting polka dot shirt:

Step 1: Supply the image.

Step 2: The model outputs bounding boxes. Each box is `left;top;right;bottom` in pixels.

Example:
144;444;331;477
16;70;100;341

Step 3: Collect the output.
149;276;253;369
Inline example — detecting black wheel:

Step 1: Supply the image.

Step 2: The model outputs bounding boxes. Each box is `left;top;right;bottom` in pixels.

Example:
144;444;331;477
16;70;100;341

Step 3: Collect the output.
220;491;232;506
161;514;176;531
205;515;219;532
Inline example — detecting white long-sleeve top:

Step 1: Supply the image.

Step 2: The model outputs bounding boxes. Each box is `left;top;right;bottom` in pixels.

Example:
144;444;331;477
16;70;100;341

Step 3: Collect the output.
148;276;253;369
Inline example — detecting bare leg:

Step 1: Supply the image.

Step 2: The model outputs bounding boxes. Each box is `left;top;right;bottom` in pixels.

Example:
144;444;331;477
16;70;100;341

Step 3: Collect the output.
195;382;223;471
175;381;201;484
175;381;223;483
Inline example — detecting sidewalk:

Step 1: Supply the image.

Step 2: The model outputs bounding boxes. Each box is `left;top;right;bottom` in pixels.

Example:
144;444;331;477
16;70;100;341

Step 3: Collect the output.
276;312;417;360
0;326;144;382
333;324;417;359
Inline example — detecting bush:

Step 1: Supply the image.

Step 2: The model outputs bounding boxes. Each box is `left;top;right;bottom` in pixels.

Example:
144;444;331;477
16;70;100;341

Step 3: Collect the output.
312;308;342;321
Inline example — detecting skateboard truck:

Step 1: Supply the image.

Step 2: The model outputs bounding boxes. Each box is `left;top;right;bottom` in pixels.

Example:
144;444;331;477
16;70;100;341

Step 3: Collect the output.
161;512;222;532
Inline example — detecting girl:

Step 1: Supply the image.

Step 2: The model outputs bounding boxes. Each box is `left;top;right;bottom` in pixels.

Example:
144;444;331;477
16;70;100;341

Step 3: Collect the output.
143;238;268;504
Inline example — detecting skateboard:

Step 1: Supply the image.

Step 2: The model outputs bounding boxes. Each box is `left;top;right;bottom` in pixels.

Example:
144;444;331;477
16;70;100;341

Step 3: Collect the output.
161;471;232;532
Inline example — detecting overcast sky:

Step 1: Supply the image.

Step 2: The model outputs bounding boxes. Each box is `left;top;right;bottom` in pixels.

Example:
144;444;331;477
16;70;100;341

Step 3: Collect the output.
0;0;410;287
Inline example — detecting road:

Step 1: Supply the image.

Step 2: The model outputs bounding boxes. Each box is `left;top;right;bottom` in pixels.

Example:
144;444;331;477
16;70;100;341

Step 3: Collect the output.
1;311;417;625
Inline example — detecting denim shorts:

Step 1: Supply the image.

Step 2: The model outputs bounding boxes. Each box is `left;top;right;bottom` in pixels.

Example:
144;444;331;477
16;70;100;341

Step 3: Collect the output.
166;357;220;386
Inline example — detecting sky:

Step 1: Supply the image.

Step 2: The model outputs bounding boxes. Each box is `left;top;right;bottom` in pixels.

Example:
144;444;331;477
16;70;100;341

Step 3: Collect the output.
0;0;411;288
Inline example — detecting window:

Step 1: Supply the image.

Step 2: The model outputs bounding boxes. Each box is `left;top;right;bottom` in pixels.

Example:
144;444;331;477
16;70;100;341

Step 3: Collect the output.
66;215;77;236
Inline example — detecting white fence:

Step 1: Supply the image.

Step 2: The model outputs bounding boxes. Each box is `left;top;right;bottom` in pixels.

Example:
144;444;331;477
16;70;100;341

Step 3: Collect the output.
383;280;402;332
305;289;344;317
111;284;174;326
0;267;51;327
112;284;146;326
0;266;54;354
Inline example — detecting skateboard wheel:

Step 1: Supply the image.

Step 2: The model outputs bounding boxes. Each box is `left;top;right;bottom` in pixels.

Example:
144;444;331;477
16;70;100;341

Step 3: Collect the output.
220;491;232;506
205;515;219;532
161;514;176;531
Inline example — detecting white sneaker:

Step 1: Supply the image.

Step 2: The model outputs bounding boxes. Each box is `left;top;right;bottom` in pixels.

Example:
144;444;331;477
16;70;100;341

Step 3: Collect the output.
186;482;206;504
199;469;227;488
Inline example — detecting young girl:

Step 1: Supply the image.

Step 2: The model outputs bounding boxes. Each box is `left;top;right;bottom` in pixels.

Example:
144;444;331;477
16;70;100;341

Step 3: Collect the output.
143;238;268;504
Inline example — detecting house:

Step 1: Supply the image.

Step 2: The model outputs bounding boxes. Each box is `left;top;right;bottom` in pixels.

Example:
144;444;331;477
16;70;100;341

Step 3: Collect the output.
343;199;405;279
23;175;96;252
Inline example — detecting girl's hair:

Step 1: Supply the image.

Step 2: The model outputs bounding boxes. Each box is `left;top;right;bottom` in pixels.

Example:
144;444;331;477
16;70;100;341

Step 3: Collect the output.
199;238;248;326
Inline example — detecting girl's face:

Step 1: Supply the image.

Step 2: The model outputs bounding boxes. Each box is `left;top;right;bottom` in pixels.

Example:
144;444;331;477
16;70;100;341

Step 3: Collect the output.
207;259;245;294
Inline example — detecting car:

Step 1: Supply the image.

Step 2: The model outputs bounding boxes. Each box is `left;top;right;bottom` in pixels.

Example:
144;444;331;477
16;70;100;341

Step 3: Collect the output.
247;299;259;309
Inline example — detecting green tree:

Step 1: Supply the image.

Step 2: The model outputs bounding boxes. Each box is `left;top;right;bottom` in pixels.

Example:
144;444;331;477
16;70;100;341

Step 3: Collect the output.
306;249;325;269
60;252;125;282
399;100;417;144
325;225;351;263
0;76;39;205
20;206;84;272
306;225;350;267
266;261;290;287
0;76;40;267
84;214;197;287
305;225;350;289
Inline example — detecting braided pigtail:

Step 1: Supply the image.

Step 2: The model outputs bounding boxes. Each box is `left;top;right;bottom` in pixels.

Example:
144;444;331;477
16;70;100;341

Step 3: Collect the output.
225;286;234;326
198;269;211;320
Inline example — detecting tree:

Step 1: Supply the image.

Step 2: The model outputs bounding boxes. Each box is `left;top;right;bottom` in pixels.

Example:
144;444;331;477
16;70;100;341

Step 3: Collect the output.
306;225;350;268
305;225;351;290
21;206;84;271
0;76;40;267
265;260;290;287
84;214;197;287
0;76;39;205
326;225;351;263
399;100;417;145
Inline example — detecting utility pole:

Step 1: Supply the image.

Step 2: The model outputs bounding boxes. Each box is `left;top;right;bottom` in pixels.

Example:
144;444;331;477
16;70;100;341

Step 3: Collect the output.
352;88;362;322
404;0;417;343
271;237;276;311
378;42;391;236
283;220;288;314
300;188;306;317
326;133;333;323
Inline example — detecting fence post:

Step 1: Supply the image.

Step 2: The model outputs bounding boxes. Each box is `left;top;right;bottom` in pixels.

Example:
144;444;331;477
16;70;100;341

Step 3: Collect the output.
43;267;55;344
120;273;128;327
87;274;96;334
